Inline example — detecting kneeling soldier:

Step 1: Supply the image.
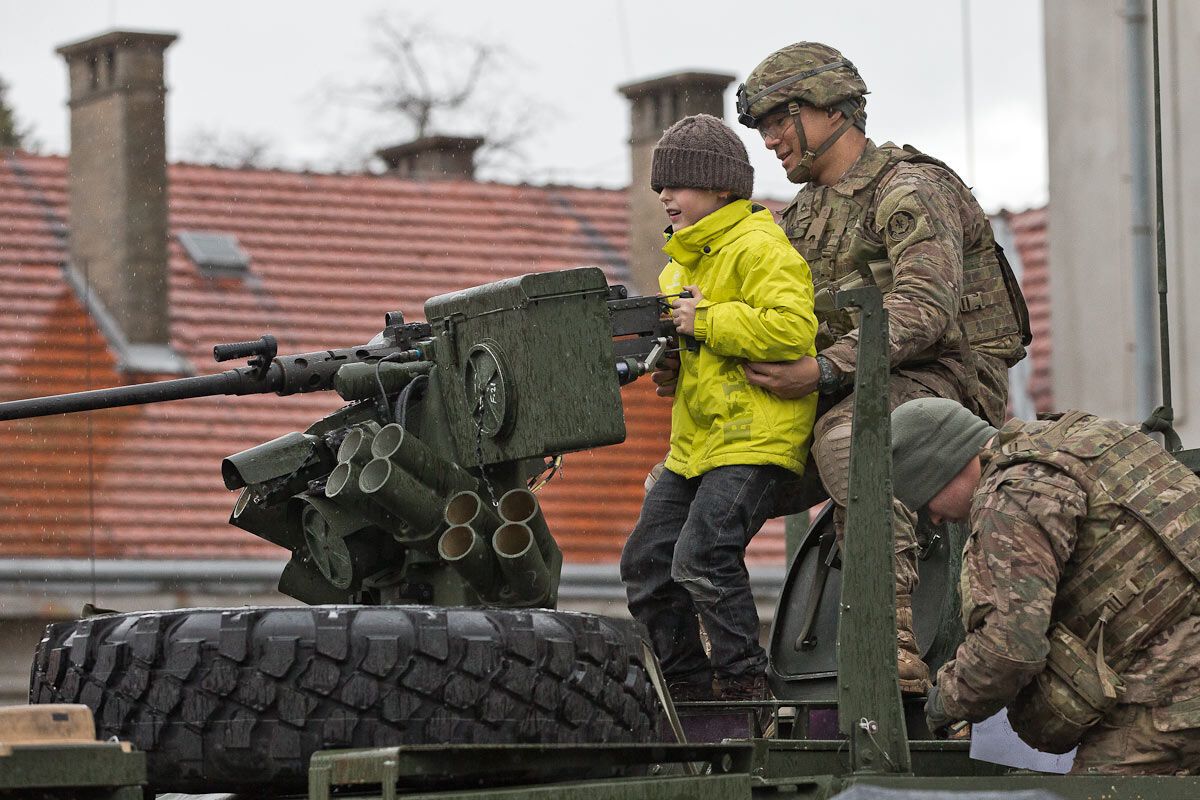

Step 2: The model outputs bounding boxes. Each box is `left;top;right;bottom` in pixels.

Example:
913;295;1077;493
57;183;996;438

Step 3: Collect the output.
892;398;1200;775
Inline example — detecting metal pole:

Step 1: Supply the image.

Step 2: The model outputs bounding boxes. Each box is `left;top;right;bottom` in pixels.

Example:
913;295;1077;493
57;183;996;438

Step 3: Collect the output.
1150;0;1174;420
961;0;976;184
1125;0;1158;420
1134;0;1182;451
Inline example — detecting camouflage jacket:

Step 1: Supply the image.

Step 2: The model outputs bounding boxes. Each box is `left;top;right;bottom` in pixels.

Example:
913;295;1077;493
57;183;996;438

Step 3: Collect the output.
781;140;1021;425
937;414;1200;730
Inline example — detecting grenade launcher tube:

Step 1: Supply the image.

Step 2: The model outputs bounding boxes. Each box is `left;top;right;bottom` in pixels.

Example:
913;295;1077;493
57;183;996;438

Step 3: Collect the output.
493;521;551;603
358;457;445;536
438;524;500;593
371;423;477;496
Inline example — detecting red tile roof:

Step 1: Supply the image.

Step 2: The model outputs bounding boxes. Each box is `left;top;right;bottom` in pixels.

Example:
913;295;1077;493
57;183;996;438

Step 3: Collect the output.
0;151;1050;570
0;152;675;565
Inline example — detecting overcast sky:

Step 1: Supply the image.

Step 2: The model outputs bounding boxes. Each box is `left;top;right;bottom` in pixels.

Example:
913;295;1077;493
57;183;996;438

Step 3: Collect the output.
0;0;1047;212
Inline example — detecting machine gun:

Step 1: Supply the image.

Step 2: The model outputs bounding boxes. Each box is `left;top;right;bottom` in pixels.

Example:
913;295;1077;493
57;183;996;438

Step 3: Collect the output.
610;286;700;383
0;267;684;609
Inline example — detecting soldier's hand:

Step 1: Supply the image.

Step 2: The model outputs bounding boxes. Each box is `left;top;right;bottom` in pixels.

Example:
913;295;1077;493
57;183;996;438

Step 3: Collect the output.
744;356;820;399
924;684;955;738
651;355;679;398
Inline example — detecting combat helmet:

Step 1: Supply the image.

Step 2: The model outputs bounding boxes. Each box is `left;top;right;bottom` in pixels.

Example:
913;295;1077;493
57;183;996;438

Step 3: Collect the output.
737;42;868;183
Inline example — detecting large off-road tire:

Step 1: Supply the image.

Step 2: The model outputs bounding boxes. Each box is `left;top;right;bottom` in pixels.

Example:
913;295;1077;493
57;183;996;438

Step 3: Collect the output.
29;606;663;794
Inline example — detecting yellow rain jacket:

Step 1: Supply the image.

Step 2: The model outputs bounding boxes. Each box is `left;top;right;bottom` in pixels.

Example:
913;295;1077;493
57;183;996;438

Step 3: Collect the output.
660;200;818;478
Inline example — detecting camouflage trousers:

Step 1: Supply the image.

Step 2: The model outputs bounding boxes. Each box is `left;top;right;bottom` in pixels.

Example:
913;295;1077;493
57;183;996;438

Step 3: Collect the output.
807;371;967;595
1071;704;1200;776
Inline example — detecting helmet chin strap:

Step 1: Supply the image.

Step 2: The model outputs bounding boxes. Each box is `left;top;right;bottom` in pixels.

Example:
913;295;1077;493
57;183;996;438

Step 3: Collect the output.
784;100;860;184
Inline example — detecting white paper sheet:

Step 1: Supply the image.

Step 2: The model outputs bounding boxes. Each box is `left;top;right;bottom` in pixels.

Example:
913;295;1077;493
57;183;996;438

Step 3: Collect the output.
969;709;1076;773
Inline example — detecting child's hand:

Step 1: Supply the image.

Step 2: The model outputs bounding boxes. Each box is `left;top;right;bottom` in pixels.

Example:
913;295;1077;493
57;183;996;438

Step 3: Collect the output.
671;285;703;336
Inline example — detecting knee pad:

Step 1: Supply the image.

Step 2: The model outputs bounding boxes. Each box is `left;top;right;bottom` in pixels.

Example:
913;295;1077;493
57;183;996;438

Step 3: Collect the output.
812;419;853;506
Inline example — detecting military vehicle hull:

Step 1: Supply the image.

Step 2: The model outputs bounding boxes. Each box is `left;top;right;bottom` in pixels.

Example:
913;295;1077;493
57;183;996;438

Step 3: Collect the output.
8;271;1200;798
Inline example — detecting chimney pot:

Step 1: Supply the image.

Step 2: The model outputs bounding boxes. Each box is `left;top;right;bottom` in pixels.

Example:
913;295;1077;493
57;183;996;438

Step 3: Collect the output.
376;135;484;180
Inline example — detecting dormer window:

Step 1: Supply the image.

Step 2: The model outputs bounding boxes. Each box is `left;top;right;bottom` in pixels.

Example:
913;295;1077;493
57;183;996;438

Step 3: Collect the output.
178;231;251;276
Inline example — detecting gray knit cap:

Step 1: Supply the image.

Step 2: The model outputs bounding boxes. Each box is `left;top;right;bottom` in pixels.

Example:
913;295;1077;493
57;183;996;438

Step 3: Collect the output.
891;398;997;511
650;114;754;199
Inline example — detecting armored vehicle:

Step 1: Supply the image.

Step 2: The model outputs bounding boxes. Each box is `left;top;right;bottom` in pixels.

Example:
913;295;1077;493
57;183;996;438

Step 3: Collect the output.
5;264;1200;799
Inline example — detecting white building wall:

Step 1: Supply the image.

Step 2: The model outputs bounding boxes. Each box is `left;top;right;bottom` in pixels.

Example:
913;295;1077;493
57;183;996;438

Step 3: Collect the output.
1044;0;1197;440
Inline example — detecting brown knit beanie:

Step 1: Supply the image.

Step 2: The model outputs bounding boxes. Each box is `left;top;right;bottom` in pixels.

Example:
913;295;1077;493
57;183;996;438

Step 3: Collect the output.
650;114;754;199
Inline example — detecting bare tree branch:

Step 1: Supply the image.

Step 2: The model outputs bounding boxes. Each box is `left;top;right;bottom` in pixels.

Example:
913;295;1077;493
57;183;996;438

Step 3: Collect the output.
320;12;557;180
179;127;279;169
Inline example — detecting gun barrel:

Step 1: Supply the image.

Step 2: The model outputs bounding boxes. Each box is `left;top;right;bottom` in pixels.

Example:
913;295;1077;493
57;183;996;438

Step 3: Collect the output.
0;337;431;423
0;369;264;422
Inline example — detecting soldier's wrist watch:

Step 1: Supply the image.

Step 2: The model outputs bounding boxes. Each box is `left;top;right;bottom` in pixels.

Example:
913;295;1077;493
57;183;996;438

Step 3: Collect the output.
816;355;843;396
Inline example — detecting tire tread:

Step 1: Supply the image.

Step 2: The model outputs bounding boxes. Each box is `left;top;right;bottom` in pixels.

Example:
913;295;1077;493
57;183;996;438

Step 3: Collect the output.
30;606;661;793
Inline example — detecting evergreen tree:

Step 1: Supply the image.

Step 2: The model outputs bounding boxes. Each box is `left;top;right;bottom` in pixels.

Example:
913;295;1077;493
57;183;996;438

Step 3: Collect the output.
0;76;28;149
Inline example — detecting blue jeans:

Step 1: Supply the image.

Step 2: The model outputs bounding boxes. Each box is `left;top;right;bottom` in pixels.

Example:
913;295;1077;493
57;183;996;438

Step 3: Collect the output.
620;464;787;687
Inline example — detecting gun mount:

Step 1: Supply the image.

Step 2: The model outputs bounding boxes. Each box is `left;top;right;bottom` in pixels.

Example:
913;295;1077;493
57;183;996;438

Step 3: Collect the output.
0;267;682;609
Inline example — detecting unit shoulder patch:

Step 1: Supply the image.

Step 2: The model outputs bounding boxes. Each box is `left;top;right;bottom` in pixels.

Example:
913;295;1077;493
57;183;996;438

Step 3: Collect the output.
886;210;916;242
874;183;937;256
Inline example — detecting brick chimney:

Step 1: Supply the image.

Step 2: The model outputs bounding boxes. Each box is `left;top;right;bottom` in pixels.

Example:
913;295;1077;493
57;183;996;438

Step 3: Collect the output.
376;135;484;180
618;72;736;294
56;30;178;361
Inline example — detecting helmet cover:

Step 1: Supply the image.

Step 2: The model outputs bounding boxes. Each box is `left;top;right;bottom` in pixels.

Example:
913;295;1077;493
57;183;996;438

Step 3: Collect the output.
737;42;868;128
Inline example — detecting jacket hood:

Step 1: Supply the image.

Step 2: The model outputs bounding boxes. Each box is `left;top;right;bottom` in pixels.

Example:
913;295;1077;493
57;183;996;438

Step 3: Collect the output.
662;200;784;267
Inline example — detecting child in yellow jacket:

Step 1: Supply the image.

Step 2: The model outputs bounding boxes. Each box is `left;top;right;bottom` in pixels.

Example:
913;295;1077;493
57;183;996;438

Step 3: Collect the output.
620;114;818;703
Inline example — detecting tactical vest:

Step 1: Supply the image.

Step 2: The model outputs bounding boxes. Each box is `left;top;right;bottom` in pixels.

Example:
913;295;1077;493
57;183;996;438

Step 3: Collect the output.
781;143;1030;366
980;412;1200;753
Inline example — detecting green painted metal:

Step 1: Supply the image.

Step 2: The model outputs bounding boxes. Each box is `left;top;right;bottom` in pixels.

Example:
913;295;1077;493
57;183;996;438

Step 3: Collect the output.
221;431;330;488
358;456;446;534
1176;447;1200;474
0;742;145;796
424;268;626;468
393;775;752;800
755;736;1046;783
783;513;806;564
334;360;433;401
308;743;754;800
301;735;1200;800
372;423;477;496
833;286;910;774
766;510;967;707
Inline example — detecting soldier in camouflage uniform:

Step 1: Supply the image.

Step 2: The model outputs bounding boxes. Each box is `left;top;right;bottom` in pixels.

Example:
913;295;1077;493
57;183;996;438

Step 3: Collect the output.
892;398;1200;775
732;42;1030;692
